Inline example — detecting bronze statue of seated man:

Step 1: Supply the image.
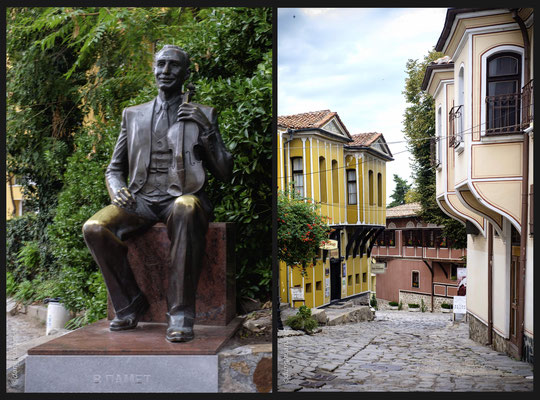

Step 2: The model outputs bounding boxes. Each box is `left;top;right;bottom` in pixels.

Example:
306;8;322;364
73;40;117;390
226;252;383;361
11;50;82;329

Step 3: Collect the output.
82;45;233;342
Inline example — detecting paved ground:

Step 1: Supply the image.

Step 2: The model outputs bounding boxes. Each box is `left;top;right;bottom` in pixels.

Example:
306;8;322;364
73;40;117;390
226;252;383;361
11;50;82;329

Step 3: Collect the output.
278;310;533;392
6;308;45;370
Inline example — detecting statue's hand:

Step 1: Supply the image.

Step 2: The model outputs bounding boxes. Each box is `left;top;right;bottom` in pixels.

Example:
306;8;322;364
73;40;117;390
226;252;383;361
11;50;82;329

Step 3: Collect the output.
177;103;212;132
112;187;136;209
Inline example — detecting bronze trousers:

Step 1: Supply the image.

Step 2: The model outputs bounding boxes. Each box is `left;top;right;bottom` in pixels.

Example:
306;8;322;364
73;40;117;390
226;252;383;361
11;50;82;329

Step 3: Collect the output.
82;194;209;329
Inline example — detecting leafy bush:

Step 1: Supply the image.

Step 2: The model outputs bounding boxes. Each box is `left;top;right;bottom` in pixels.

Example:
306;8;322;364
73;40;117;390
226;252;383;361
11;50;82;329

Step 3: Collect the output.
6;271;17;297
408;303;420;308
421;298;427;312
285;305;318;334
441;302;452;309
389;301;399;307
398;300;403;310
278;188;331;275
13;280;36;304
370;294;378;309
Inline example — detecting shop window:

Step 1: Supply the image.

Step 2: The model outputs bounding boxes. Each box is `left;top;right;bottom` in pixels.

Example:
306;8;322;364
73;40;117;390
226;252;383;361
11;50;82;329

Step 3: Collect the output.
412;271;419;288
305;282;312;293
362;272;367;283
347;169;357;205
291;157;304;197
348;275;352;286
316;281;322;291
355;274;360;284
404;230;414;246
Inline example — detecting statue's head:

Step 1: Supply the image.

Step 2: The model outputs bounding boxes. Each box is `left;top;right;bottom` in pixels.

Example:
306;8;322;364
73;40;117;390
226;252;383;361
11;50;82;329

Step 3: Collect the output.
153;45;191;94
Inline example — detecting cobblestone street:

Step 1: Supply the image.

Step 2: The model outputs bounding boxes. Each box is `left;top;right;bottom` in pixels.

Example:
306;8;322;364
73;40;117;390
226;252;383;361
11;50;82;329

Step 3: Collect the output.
278;310;533;392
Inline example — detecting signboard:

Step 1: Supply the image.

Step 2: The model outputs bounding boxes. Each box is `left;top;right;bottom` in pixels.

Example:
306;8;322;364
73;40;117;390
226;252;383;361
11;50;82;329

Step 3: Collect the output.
342;277;346;296
325;278;330;298
453;296;466;314
329;248;339;258
342;263;346;277
320;239;338;250
291;287;304;301
371;262;386;274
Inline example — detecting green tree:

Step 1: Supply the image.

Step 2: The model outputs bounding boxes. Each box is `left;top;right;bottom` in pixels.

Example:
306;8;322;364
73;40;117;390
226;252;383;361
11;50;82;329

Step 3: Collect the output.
403;50;466;248
6;7;272;323
388;174;412;207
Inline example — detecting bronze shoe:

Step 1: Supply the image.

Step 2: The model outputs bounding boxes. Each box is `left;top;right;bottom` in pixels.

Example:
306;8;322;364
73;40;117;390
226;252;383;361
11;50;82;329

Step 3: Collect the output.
110;294;149;331
166;326;194;342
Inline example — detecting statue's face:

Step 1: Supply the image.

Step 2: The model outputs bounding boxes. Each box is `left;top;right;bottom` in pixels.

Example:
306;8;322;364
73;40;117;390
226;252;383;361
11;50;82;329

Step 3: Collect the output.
154;48;188;93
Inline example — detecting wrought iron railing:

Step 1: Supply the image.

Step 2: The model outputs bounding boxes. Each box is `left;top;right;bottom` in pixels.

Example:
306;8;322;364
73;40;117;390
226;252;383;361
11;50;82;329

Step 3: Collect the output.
486;80;534;135
486;92;521;134
521;79;533;128
449;105;463;147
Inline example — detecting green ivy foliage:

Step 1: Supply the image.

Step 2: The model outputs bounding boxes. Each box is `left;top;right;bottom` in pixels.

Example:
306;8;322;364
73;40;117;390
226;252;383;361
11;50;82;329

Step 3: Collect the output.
7;7;272;322
285;305;318;334
278;188;331;276
403;51;467;248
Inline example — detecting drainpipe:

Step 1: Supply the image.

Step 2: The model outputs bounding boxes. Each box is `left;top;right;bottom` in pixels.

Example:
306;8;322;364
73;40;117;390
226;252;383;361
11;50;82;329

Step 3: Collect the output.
487;223;493;345
511;8;530;361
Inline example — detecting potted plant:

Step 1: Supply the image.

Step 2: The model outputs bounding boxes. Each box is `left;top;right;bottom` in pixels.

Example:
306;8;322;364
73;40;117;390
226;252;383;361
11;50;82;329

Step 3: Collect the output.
441;302;452;313
388;301;399;310
408;303;420;312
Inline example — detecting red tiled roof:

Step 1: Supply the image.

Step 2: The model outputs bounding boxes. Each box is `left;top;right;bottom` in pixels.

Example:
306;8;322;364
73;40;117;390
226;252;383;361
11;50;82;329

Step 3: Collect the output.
386;202;421;218
277;110;336;129
350;132;382;147
278;110;351;138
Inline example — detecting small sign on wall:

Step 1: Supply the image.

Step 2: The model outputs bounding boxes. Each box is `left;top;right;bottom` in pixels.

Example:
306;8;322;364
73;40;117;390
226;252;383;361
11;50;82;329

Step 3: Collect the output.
325;278;330;298
291;287;304;301
342;263;346;277
453;295;466;314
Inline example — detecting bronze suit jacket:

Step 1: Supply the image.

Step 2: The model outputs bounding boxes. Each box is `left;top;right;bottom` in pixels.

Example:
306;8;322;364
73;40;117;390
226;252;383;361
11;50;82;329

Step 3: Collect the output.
105;98;233;202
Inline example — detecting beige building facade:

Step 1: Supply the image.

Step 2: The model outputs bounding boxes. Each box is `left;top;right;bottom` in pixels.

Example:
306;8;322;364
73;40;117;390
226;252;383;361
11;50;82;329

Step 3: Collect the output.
422;8;533;362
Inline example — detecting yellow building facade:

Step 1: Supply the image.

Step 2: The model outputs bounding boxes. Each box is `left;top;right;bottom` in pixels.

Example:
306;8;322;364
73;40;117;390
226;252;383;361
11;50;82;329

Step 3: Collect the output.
422;8;533;362
278;110;393;308
6;175;24;219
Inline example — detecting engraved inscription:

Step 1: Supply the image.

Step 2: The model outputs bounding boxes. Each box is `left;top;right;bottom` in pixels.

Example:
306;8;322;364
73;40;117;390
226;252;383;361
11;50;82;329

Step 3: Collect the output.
93;373;151;384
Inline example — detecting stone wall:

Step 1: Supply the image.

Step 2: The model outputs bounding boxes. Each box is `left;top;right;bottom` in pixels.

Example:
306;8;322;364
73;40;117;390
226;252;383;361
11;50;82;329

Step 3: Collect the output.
218;344;272;392
468;312;489;345
397;291;453;312
523;334;534;365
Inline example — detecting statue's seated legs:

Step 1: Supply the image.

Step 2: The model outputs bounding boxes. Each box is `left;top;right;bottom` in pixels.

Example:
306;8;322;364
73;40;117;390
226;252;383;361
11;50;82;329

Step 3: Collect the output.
82;194;209;342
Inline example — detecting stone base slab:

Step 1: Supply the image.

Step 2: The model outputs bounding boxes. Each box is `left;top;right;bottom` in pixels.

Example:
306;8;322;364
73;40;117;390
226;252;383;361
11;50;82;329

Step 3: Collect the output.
25;354;218;392
28;317;243;356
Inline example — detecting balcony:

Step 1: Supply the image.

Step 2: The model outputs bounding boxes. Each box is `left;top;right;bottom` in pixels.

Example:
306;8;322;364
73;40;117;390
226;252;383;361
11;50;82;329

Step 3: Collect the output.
449;105;463;147
485;79;534;135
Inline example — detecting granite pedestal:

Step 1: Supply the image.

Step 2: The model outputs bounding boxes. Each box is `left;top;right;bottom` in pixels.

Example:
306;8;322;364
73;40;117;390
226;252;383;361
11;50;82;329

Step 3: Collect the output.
26;222;240;392
112;221;237;325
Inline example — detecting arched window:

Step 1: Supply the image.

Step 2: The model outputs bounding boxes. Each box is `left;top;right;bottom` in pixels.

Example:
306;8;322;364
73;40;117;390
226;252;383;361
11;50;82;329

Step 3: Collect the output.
332;160;339;203
319;157;327;203
377;172;382;207
347;169;357;205
368;170;374;205
486;52;521;134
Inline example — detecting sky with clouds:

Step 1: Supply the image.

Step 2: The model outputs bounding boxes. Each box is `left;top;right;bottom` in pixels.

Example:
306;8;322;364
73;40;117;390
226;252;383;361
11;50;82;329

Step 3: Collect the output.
278;7;449;204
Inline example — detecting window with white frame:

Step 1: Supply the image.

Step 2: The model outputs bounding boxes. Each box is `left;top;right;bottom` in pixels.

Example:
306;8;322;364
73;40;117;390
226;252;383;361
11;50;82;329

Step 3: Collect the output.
485;52;521;134
347;169;357;205
291;157;304;197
